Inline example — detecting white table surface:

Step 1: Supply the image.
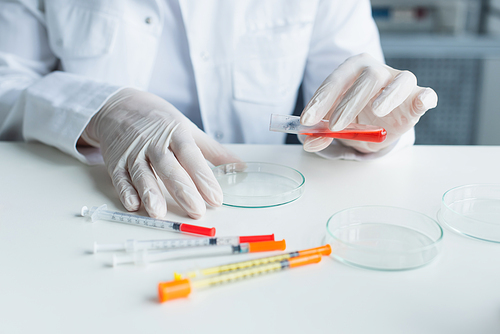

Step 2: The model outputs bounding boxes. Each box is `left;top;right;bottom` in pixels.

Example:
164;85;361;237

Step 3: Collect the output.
1;143;499;334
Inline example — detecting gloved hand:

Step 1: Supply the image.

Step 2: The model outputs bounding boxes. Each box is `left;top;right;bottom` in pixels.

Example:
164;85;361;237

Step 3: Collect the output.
300;53;438;153
81;88;239;219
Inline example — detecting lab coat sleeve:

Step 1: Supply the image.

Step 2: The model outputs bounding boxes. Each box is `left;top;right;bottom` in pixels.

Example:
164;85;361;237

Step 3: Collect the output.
301;0;414;160
0;1;122;165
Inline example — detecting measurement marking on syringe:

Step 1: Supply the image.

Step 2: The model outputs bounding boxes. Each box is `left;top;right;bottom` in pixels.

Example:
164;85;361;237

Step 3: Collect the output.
81;205;216;236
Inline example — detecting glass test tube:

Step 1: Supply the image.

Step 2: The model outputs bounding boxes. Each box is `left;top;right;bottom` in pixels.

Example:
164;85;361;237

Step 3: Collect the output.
269;114;387;142
158;254;322;302
81;204;215;236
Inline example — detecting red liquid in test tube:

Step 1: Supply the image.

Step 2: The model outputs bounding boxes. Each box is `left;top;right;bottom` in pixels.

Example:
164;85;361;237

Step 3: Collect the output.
300;128;387;143
269;114;387;143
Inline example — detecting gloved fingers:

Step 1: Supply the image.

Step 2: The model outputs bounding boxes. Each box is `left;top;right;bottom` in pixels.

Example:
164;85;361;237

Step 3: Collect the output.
300;55;370;126
109;166;141;212
387;86;438;130
302;136;333;152
148;146;206;219
338;86;438;153
411;87;438;117
169;127;224;208
127;154;167;219
301;53;392;127
329;65;393;132
300;78;345;126
371;71;417;117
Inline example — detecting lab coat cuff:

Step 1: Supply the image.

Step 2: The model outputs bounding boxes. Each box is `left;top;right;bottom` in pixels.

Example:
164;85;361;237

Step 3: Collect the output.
22;71;127;165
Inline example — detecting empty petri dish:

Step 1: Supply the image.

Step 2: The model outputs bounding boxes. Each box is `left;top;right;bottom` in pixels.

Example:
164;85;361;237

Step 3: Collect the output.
325;206;443;271
212;162;305;208
438;184;500;243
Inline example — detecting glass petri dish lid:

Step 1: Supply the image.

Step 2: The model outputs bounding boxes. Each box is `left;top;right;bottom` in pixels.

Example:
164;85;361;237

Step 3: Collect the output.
438;184;500;243
325;206;443;271
212;162;305;208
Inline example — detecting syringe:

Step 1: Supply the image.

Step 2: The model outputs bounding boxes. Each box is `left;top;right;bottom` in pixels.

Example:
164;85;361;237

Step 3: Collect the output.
158;253;322;302
269;114;387;142
81;204;215;236
93;234;275;253
173;244;331;280
112;239;286;267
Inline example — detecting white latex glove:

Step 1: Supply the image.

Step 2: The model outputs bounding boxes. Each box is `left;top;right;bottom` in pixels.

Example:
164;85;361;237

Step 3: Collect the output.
300;53;438;153
82;88;239;219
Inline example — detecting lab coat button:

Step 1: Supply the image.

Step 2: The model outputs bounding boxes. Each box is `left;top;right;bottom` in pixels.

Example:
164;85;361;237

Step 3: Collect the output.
145;17;152;24
215;131;223;140
200;51;210;61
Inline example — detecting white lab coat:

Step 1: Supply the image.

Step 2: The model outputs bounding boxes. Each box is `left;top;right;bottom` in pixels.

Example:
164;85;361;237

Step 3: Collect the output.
0;0;413;164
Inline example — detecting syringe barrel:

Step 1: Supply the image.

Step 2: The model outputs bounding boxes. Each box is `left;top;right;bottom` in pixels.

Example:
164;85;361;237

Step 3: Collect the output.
145;245;235;264
114;245;238;266
139;238;213;252
130;236;240;252
124;239;139;252
160;263;284;301
213;236;240;245
174;244;327;280
159;254;323;302
82;205;215;236
96;209;176;231
176;253;291;280
98;237;242;253
192;262;284;289
192;254;321;289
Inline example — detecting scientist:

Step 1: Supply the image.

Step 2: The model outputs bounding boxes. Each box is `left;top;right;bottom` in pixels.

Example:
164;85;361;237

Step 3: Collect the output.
0;0;437;219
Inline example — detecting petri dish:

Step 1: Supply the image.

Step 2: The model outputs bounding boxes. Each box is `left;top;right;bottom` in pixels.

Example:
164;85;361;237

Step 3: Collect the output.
325;206;443;271
438;184;500;243
212;162;305;208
